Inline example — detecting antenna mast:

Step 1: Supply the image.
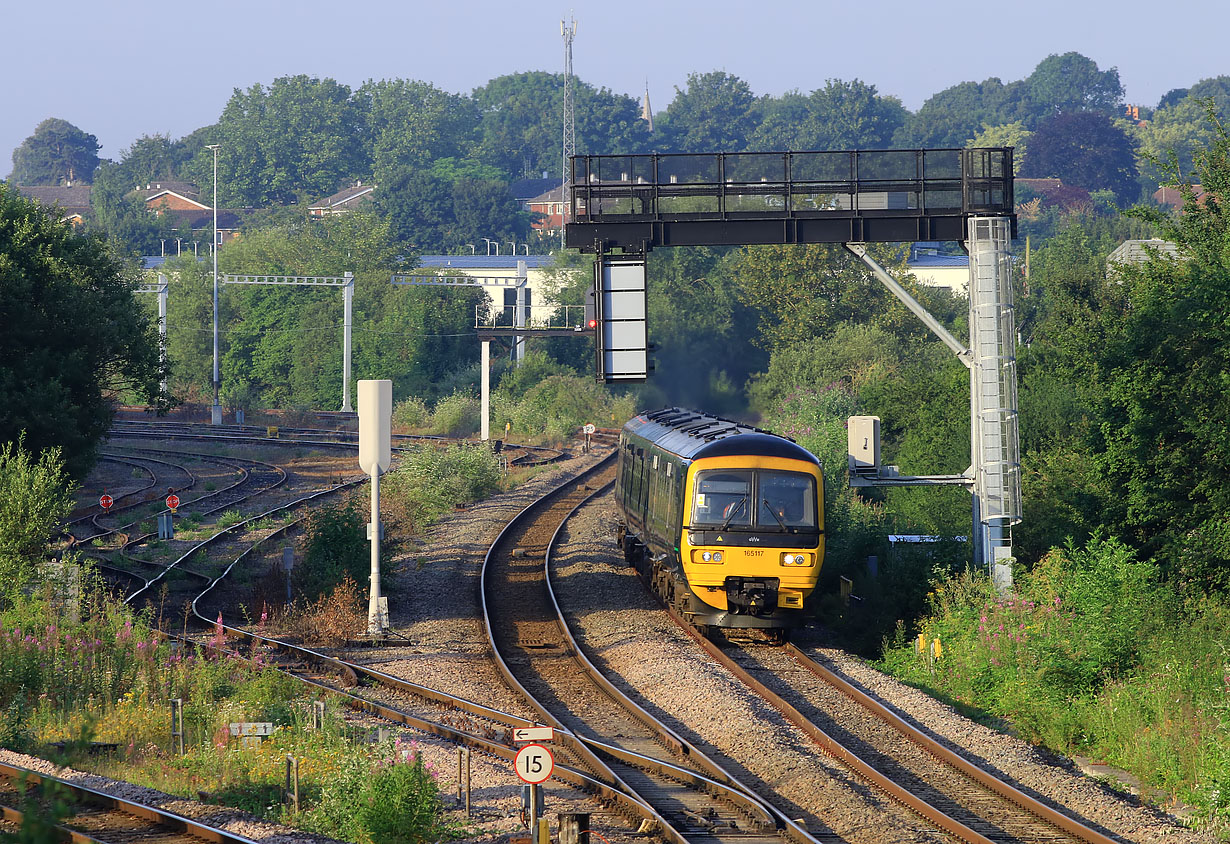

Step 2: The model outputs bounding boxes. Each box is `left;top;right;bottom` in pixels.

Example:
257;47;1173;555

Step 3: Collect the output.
561;16;577;249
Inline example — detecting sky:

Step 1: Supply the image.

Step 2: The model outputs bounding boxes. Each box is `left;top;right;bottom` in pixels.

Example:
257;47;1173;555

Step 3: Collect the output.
4;0;1228;176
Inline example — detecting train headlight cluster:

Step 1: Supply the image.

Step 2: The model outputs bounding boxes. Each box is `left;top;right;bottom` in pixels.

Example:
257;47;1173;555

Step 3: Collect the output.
699;550;724;563
781;553;812;566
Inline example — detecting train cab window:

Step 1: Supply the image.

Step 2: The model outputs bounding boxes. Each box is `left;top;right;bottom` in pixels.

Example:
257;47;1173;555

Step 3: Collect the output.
757;470;818;530
692;471;753;527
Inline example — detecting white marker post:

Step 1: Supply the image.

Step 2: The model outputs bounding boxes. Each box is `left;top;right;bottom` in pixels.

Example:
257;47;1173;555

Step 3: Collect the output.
358;380;393;636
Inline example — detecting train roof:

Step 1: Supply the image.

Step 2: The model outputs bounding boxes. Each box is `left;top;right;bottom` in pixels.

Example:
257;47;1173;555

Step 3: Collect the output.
622;408;820;464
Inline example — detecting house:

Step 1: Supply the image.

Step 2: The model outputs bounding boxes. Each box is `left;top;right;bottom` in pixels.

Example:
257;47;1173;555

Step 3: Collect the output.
1153;184;1204;211
308;182;374;217
907;242;969;295
415;255;571;321
13;183;93;226
1106;239;1179;277
510;175;564;230
525;185;566;230
134;181;210;211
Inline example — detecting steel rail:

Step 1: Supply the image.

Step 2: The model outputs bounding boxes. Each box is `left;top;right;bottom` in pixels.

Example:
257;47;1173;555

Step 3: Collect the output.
659;610;997;844
542;482;820;844
481;457;802;844
785;646;1123;844
0;760;261;844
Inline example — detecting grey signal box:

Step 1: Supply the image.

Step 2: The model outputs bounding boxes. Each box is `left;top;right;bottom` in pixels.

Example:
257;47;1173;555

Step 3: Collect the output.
848;416;881;473
593;256;648;382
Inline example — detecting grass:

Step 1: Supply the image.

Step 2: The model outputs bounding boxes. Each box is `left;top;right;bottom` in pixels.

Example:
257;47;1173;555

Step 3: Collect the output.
0;582;448;843
877;535;1230;832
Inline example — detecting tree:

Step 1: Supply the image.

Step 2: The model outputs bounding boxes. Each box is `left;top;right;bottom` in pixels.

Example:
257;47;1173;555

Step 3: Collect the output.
752;80;906;150
1134;82;1230;188
8;118;101;185
375;168;455;252
968;122;1032;174
894;78;1031;147
183;75;367;206
0;436;76;605
360;79;481;185
0;184;167;478
1020;112;1140;205
1026;52;1124;116
658;71;759;153
450;180;531;250
89;161;176;256
472;72;649;179
114;133;180;185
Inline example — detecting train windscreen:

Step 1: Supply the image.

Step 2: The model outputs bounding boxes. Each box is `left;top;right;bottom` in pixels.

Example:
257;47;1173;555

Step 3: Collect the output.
691;469;817;531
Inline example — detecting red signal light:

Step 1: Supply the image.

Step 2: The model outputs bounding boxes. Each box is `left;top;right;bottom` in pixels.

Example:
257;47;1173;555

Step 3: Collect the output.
587;319;597;329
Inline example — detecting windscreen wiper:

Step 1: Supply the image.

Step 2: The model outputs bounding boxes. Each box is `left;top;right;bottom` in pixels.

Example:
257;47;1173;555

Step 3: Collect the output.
763;498;790;531
719;497;747;530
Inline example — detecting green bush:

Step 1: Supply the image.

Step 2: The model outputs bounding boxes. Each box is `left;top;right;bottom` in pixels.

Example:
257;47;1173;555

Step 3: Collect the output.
426;391;480;437
0;435;76;606
384;443;501;528
498;375;635;441
293;502;370;601
392;396;430;430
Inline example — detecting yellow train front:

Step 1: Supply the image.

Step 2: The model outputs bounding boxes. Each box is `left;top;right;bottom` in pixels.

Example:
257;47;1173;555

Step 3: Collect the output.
614;408;824;635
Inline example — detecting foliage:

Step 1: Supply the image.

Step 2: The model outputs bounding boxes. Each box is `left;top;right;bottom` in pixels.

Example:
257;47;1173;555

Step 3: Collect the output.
88;161;176;256
300;736;443;844
293;502;372;601
391;396;430;430
730;243;952;352
425;391;480;437
184;75;366;207
8;118;100;185
658;71;759;153
895;77;1032;147
751;79;906;151
968;122;1031;174
0;184;168;478
1026;52;1124;116
472;71;649;179
493;375;636;442
0;437;76;606
874;538;1230;825
360;78;480;186
383;443;501;528
1020;112;1140;204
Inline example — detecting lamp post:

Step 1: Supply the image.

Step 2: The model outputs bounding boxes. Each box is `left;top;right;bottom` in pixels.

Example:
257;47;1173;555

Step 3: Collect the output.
206;144;222;425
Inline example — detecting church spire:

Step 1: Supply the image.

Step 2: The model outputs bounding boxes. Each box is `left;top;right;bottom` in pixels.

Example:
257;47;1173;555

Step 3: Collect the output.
640;80;653;132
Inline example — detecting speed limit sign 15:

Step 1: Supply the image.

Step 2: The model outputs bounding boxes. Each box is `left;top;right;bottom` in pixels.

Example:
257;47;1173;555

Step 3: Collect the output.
513;743;554;784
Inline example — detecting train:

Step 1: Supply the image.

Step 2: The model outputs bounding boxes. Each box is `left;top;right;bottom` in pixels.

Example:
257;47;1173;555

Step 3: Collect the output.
614;408;825;639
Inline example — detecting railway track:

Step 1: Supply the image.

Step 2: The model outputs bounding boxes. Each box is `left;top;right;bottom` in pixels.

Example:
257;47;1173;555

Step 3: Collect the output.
109;418;567;466
479;456;827;844
638;571;1128;843
0;760;261;844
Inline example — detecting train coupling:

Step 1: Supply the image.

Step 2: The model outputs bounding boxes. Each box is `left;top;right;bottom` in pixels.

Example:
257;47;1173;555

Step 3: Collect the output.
724;576;780;617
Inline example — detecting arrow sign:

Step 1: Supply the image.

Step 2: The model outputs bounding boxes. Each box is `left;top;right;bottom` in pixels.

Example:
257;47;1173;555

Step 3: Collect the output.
514;743;554;784
513;726;554;743
165;494;180;512
99;494;113;510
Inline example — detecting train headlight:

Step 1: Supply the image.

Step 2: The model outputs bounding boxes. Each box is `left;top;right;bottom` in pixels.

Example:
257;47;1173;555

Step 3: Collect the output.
694;550;725;564
781;553;811;566
712;551;723;562
701;551;712;562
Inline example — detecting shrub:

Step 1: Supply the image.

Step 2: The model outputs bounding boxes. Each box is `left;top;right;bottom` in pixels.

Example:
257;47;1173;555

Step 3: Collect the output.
426;391;480;437
392;396;430;430
293;502;369;601
0;435;76;605
384;443;501;528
